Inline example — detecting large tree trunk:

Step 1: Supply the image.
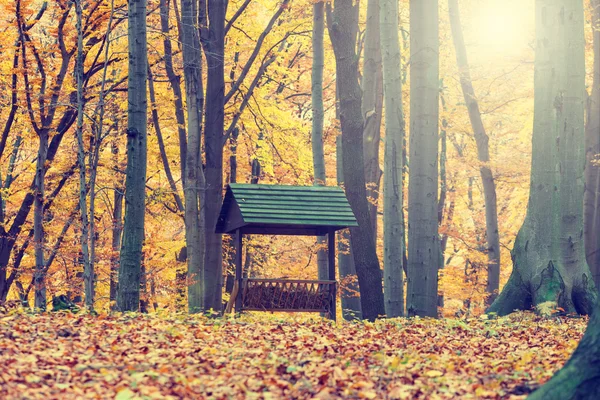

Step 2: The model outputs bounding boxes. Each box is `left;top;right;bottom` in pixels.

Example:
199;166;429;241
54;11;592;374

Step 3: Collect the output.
312;1;328;282
117;0;148;312
489;0;596;316
528;297;600;399
585;0;600;289
448;0;501;305
181;0;206;314
380;0;405;318
407;0;440;318
362;0;384;235
201;0;228;313
327;0;385;321
336;136;363;320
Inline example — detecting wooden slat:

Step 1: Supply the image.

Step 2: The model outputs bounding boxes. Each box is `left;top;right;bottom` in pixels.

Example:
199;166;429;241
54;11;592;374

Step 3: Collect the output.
238;203;354;212
241;209;356;217
230;183;345;192
244;217;357;226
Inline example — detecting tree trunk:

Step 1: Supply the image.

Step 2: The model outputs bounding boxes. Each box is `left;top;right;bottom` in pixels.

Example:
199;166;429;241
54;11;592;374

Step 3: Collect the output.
489;0;596;316
75;0;93;311
448;0;501;305
585;0;600;289
380;0;405;318
312;1;328;282
407;0;440;318
110;178;123;309
362;0;384;235
201;0;228;313
117;0;148;312
336;135;363;320
181;0;206;314
160;0;188;185
327;0;385;321
528;297;600;399
33;131;48;311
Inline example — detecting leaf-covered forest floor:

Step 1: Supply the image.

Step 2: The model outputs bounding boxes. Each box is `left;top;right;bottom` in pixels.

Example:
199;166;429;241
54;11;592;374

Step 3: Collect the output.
0;311;586;399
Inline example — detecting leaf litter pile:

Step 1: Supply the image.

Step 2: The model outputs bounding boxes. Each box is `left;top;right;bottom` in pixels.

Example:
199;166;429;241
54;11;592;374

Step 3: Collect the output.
0;311;586;399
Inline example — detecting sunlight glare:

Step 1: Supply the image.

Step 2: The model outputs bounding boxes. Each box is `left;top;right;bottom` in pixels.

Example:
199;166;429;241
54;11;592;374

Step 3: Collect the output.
468;0;534;62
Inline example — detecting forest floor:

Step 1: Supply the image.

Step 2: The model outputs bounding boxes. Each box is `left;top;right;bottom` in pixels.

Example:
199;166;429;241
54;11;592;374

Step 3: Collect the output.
0;311;586;399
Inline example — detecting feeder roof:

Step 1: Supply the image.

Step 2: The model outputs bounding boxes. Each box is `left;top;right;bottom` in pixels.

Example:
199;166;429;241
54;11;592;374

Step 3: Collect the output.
215;183;358;235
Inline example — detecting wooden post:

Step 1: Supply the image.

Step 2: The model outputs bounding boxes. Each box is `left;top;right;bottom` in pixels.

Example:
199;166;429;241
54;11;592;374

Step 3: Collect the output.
235;229;243;313
328;229;337;321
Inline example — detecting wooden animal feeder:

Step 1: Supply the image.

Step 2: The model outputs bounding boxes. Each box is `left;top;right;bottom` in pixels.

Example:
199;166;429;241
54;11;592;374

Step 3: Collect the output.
216;184;358;321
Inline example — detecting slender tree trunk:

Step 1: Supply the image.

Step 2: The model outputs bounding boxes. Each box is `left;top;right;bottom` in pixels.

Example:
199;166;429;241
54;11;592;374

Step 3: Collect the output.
75;0;93;311
33;131;48;311
180;0;206;313
448;0;501;305
327;0;385;321
407;0;440;318
201;0;228;313
110;179;123;309
336;136;362;320
585;0;600;289
312;1;328;282
225;128;239;294
381;0;405;317
362;0;384;235
159;0;187;184
489;0;596;316
117;0;148;312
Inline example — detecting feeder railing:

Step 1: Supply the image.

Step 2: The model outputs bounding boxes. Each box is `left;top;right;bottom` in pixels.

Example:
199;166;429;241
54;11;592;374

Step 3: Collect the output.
241;278;335;313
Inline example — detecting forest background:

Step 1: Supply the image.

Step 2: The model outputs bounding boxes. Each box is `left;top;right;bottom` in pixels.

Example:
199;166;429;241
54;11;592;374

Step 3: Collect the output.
0;0;597;317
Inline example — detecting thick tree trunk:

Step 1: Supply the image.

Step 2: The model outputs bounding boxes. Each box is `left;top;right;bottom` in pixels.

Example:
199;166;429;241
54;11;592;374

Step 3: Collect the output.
117;0;148;312
328;0;385;321
380;0;405;318
201;0;228;313
407;0;440;318
362;0;384;235
528;298;600;399
181;0;206;314
312;1;328;282
336;136;362;320
585;0;600;289
448;0;501;305
489;0;596;316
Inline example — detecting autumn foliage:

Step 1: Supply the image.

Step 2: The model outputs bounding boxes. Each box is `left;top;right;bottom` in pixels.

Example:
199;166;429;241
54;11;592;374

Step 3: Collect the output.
0;311;587;399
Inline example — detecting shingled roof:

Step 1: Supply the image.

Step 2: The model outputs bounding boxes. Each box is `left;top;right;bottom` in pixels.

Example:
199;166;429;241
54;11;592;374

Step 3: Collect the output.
215;184;358;235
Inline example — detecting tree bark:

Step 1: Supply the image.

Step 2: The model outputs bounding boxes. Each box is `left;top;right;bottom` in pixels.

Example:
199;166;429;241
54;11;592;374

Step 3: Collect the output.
407;0;440;318
585;0;600;289
528;297;600;399
381;0;405;318
117;0;148;312
33;131;48;311
489;0;596;316
181;0;206;313
448;0;501;305
336;135;363;320
312;1;328;282
201;0;228;313
75;0;93;312
362;0;384;235
327;0;385;321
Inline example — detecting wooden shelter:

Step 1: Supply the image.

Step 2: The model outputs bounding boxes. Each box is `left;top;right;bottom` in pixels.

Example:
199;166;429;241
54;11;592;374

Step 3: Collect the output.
216;184;358;321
